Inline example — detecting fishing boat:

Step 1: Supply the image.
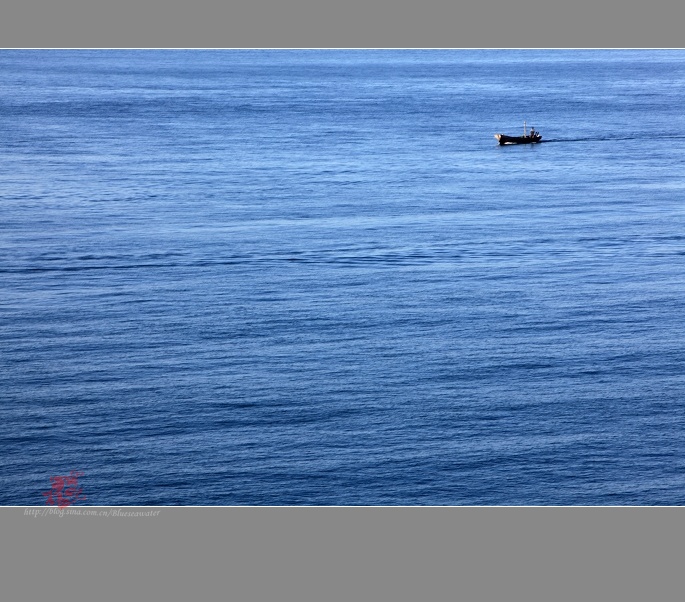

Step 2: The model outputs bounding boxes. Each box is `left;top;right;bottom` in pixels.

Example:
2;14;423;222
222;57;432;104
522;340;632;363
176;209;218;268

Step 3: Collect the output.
494;121;542;145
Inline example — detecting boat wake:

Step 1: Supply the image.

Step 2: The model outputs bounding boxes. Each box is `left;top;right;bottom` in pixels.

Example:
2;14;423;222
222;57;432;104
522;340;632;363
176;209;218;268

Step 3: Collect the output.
541;134;685;143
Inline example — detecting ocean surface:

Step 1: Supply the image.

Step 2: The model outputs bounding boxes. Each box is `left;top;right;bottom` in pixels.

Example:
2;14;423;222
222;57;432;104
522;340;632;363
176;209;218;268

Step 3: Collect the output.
2;50;685;505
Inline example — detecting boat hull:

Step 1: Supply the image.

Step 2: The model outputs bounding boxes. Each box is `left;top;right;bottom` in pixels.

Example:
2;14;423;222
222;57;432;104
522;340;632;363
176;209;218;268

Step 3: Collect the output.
495;133;542;145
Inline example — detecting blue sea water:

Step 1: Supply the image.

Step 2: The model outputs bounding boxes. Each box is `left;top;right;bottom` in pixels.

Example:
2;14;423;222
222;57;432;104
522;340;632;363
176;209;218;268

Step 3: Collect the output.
2;49;685;505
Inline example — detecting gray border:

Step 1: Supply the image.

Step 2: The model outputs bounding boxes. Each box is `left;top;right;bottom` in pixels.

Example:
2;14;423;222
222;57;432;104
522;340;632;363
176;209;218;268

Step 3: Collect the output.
0;0;684;47
5;506;685;600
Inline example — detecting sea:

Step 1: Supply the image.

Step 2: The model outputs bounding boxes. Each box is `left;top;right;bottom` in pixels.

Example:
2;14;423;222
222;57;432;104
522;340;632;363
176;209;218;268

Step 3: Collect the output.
2;49;685;505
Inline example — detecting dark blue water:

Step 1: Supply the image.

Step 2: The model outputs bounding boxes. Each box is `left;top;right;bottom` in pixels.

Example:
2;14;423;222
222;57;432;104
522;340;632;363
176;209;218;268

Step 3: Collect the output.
2;50;685;505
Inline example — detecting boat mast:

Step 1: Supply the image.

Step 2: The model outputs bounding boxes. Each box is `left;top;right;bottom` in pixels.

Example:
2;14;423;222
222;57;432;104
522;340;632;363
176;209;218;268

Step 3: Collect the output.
524;120;526;137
